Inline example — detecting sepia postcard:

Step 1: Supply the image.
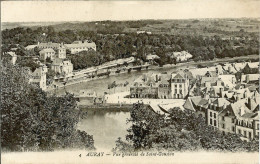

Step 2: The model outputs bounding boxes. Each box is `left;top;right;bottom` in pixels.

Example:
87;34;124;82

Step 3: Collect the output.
1;0;260;163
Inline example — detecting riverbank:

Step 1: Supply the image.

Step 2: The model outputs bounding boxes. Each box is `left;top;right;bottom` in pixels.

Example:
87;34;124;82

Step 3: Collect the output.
79;103;133;114
47;54;259;93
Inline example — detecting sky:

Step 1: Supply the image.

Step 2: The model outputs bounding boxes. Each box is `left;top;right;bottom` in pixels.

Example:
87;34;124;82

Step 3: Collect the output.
1;0;260;22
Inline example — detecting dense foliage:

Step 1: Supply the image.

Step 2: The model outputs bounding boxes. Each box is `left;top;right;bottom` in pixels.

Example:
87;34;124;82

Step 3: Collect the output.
67;50;101;70
0;62;95;151
2;20;259;70
114;103;259;152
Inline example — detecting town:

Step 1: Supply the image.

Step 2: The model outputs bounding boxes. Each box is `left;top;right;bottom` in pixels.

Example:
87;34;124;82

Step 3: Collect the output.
1;18;259;154
2;33;259;143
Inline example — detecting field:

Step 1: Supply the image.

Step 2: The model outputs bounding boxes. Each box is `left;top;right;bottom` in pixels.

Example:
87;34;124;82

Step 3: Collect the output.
2;18;259;37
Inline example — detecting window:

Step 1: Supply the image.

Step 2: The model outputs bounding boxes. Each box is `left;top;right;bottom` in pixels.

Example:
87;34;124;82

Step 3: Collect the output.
232;126;235;132
222;124;225;129
179;84;182;88
214;113;216;118
232;118;235;123
244;131;247;137
238;129;241;134
210;119;212;125
175;89;177;93
175;84;177;88
257;124;259;130
222;116;225;121
249;132;252;139
210;112;212;117
214;120;216;126
180;90;182;94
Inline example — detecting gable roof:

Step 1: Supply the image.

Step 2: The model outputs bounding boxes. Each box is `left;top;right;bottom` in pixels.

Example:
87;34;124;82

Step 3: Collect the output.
172;73;185;79
211;98;230;107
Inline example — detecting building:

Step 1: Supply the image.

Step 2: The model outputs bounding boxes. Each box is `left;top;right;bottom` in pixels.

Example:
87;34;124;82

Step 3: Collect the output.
169;51;193;62
146;54;160;64
25;45;37;50
170;73;190;99
64;40;96;54
130;73;158;98
39;48;55;61
75;90;97;105
207;98;230;130
51;58;73;76
4;52;17;65
38;42;61;49
28;65;48;90
57;44;66;59
130;71;191;99
158;74;171;99
241;74;260;83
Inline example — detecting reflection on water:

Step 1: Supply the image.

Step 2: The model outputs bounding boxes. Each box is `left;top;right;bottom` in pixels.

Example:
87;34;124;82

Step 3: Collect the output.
77;111;131;151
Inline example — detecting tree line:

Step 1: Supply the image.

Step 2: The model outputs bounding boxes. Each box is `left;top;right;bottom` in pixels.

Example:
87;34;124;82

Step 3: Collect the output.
1;24;259;70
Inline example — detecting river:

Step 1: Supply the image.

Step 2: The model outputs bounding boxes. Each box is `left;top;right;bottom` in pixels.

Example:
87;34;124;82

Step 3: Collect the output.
54;64;196;97
56;65;193;151
77;111;131;151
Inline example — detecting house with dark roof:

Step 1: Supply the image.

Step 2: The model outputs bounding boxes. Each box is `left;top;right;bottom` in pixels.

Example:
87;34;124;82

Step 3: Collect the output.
207;98;230;130
219;99;259;141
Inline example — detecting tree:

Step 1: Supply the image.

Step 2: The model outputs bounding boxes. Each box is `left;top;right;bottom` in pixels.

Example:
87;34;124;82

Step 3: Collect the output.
0;62;95;151
116;103;259;152
46;69;56;85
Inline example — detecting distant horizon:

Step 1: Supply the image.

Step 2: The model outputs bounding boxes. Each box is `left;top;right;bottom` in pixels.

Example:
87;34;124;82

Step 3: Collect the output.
2;17;260;24
2;1;260;23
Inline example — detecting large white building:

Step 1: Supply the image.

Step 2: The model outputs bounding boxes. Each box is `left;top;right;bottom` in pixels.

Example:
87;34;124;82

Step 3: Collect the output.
171;51;193;62
64;40;96;54
39;48;55;60
171;73;190;99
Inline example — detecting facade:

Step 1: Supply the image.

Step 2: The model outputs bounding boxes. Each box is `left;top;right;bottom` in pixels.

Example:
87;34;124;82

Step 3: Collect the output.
57;45;66;59
130;72;190;99
158;74;171;99
241;74;260;83
170;51;193;62
39;48;55;60
170;73;189;99
28;65;48;90
130;74;158;98
64;40;96;54
207;98;230;129
51;58;73;76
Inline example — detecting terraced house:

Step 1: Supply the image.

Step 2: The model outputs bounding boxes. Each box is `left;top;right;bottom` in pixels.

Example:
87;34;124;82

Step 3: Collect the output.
130;71;191;99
